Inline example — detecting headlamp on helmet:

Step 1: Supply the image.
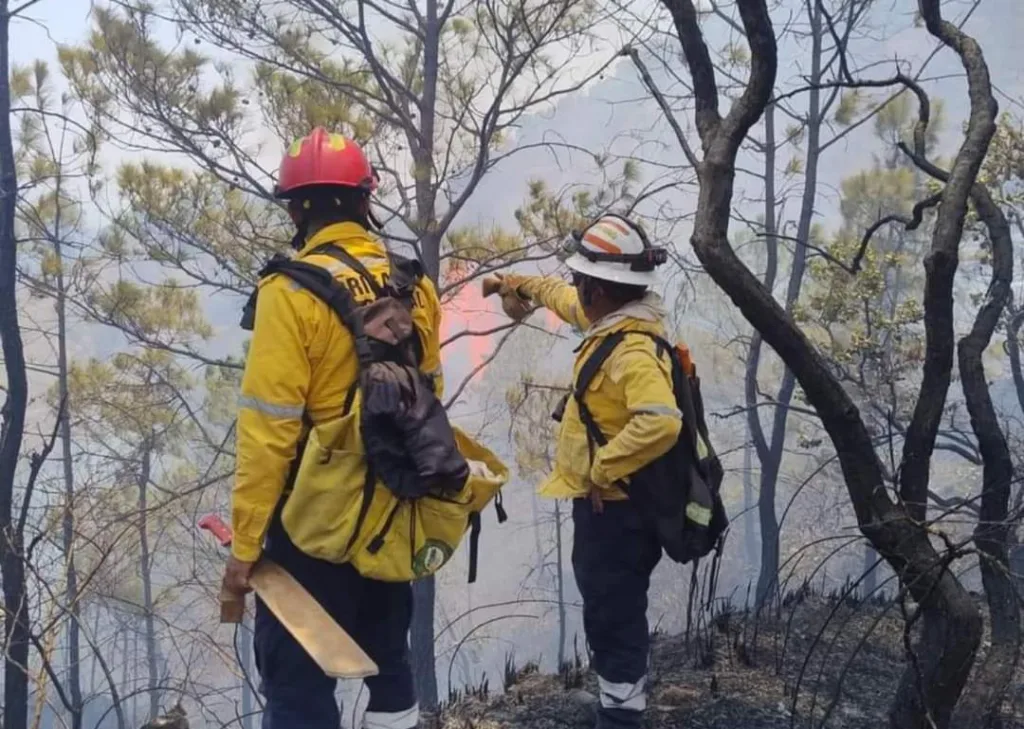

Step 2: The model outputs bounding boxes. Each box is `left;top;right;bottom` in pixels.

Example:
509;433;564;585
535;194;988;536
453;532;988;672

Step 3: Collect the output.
558;222;668;272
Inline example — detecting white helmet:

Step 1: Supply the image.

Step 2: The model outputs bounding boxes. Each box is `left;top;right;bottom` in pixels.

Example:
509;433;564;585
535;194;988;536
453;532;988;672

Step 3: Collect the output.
559;214;667;287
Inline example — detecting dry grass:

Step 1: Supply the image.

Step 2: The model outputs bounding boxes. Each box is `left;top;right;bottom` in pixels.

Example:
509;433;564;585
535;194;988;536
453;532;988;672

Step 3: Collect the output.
430;591;1024;729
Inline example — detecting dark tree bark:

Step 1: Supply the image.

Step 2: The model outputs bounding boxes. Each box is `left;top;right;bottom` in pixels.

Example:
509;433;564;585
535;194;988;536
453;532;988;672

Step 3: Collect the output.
949;176;1018;729
896;1;999;520
887;4;1000;723
654;1;993;726
0;3;31;729
751;0;824;606
138;446;161;721
51;157;84;729
745;100;777;605
1005;308;1024;416
407;0;443;705
240;614;254;729
410;577;438;708
900;109;1020;729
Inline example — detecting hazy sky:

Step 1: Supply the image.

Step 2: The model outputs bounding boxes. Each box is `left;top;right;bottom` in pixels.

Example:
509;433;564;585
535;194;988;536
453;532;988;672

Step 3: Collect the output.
11;0;91;63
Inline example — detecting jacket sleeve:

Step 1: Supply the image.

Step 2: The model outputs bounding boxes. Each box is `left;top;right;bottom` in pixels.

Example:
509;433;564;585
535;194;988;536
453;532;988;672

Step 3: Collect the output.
416;276;445;398
589;344;682;488
507;274;590;332
231;277;312;562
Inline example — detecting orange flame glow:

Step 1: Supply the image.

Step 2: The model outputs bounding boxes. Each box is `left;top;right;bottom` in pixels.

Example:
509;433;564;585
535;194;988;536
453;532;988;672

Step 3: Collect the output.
440;271;566;385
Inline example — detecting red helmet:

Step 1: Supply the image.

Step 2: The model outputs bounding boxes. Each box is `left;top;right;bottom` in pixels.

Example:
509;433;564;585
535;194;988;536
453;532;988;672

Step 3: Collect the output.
274;127;378;199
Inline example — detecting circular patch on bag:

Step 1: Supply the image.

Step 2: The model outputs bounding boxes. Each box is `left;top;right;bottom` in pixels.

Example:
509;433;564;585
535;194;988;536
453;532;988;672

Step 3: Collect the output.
413;539;453;576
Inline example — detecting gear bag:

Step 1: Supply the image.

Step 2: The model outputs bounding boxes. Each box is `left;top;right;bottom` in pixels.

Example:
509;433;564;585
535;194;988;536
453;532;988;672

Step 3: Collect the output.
572;331;728;565
241;244;508;582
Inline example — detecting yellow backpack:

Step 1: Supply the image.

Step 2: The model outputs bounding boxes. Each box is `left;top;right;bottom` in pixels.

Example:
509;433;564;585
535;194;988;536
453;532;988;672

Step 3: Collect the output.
282;391;508;582
245;245;509;582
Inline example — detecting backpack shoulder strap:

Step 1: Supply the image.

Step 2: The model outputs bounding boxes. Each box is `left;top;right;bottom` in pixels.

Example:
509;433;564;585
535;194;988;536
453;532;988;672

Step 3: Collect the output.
265;257;377;365
309;243;385;298
572;332;627;448
575;329;709;468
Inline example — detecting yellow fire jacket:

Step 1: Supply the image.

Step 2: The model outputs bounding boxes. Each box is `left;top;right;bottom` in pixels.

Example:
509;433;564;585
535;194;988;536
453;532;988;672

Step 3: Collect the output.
231;222;444;562
504;275;684;501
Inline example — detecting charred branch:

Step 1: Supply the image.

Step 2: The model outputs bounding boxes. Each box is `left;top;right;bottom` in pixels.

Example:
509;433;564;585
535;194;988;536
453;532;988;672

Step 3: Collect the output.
898;0;998;529
884;28;1020;723
849;192;942;275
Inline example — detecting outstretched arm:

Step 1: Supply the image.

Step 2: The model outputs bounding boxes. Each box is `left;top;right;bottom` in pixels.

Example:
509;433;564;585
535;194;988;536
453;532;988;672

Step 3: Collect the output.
488;273;590;332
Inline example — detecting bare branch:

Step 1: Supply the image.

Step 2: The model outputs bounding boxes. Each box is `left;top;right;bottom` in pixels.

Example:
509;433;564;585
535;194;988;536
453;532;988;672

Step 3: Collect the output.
17;395;66;537
6;0;43;17
621;45;699;170
848;192;943;274
661;0;722;143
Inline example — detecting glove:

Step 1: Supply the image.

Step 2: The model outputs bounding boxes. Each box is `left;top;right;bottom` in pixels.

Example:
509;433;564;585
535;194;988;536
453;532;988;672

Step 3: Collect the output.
482;273;534;322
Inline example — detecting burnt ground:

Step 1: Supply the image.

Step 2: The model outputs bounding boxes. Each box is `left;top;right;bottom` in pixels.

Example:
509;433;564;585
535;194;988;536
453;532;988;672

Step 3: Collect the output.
426;590;1024;729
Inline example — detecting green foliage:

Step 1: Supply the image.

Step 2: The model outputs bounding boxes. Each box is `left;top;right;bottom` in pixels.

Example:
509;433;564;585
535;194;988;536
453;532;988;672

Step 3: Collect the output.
69;348;191;434
506;377;567;481
57;0;604;273
980;112;1024;209
114;162;286;293
89;278;213;343
513;161;642;246
254;60;377;149
441;159;643;290
833;90;861;127
796;97;936;423
12;59;103;300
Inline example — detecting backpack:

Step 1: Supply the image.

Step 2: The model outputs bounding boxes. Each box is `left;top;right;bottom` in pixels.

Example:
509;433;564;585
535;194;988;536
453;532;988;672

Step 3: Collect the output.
572;331;728;565
241;243;508;583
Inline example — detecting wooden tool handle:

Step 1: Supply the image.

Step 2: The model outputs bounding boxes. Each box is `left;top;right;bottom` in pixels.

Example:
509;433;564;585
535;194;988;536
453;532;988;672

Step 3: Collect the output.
199;514;244;623
219;587;246;624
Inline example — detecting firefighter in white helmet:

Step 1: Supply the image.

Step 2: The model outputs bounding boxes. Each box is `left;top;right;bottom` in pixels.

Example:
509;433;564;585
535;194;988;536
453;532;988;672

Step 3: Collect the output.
484;213;679;729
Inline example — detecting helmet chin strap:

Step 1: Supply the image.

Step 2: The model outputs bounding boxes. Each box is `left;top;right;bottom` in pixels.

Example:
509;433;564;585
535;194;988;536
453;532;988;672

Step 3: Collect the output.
289;218;310;251
367;206;385;232
579;276;595;307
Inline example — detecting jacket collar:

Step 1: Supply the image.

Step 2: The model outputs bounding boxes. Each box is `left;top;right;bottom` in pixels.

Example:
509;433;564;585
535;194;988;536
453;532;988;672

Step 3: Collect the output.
297;222;387;260
584;291;669;338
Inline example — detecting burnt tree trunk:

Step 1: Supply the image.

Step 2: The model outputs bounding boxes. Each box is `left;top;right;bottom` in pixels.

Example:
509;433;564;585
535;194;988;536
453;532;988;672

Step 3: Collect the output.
52;177;84;729
742;440;759;577
755;1;824;608
941;144;1017;729
746;99;779;607
408;0;442;706
0;4;31;729
554;499;567;670
410;577;437;707
888;3;999;726
138;446;161;721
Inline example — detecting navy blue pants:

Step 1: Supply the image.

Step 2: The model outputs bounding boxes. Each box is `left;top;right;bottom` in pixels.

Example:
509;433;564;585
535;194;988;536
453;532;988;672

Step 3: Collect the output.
572;498;662;729
254;521;417;729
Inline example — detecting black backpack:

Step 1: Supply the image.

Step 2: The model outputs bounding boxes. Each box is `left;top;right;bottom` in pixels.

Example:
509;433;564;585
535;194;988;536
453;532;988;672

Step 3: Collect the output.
572;331;728;565
241;243;471;502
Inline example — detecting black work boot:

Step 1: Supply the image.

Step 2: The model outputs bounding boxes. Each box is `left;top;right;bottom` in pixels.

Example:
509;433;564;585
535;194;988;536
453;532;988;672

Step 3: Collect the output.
595;706;644;729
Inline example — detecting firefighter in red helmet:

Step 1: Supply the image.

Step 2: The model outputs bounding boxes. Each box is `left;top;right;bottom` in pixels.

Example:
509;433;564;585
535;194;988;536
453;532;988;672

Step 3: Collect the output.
225;128;443;729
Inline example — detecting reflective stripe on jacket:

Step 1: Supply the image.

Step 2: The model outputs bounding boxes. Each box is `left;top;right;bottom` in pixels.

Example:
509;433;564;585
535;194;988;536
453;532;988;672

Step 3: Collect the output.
505;275;683;502
231;222;443;562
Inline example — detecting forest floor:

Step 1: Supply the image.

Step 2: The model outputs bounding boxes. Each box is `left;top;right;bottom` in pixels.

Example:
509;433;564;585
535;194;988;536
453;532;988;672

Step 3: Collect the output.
428;587;1024;729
